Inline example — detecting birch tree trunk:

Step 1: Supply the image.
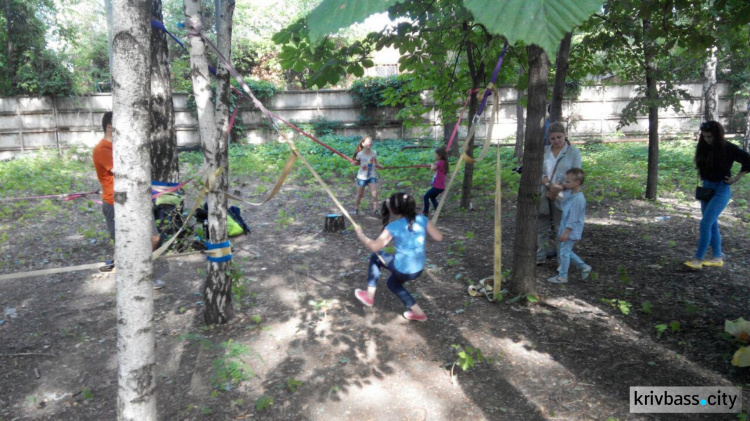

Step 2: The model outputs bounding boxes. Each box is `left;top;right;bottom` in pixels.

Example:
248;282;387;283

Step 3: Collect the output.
184;0;234;324
149;0;179;183
515;83;525;160
549;32;572;123
105;0;114;83
509;45;548;296
111;0;157;418
643;17;659;200
702;45;719;123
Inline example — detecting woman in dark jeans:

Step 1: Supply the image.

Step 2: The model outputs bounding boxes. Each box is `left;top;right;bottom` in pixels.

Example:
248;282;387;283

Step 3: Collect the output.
685;121;750;270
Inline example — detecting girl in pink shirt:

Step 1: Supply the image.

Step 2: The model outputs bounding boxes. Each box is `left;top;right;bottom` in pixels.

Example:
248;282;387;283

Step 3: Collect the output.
422;147;448;216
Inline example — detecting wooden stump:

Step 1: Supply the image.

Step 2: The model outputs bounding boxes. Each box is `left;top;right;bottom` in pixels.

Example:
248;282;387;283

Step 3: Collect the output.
324;214;345;233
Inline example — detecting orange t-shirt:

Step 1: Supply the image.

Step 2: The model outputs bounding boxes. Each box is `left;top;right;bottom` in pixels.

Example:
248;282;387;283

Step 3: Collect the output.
93;139;114;205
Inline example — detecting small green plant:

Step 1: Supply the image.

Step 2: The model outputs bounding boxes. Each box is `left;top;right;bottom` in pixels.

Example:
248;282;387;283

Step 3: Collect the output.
287;378;303;393
450;344;489;378
617;265;631;285
602;298;632;315
275;209;294;230
446;258;459;267
655;324;668;338
465;231;475;239
255;395;273;411
212;340;255;389
641;301;652;314
82;387;94;400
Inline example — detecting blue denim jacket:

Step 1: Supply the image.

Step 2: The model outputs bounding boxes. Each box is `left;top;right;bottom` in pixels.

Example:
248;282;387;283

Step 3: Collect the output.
558;191;586;241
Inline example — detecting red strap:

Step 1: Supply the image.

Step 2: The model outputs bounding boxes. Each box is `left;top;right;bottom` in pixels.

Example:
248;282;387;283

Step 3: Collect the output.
446;89;479;150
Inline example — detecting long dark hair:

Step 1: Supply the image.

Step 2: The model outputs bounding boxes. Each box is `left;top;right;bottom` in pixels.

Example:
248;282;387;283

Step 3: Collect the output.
435;146;449;173
695;121;726;175
352;135;372;161
381;192;418;230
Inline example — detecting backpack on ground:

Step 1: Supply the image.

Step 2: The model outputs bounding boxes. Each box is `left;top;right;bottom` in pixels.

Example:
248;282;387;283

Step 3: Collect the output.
195;204;250;237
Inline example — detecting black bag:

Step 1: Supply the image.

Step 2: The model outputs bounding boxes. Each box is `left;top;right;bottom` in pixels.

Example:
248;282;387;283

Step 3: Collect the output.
695;186;715;202
695;173;715;202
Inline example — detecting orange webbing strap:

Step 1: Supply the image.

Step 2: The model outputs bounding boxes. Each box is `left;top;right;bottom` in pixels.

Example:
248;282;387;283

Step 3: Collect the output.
431;84;499;225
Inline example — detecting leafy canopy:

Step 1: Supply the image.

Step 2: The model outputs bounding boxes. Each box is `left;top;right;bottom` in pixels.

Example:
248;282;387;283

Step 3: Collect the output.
305;0;605;57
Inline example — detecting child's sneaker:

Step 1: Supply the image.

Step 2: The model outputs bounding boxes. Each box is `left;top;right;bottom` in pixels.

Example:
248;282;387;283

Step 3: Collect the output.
547;275;568;284
701;257;723;267
403;310;427;322
581;265;592;280
354;289;373;307
684;259;702;270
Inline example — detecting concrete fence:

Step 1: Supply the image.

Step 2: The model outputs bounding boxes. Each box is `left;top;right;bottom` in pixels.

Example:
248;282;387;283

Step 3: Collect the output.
0;82;746;159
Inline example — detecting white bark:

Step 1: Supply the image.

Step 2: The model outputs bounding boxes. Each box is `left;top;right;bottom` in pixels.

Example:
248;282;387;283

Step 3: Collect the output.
702;45;719;122
112;0;157;419
185;0;234;324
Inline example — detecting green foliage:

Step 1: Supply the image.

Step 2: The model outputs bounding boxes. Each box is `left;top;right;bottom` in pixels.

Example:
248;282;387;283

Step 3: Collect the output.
212;340;256;389
602;298;632;315
287;378;303;393
255;395;273;411
309;116;341;137
641;301;652;314
450;344;490;375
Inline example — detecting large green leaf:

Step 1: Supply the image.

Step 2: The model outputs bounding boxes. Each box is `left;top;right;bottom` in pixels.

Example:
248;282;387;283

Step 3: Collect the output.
463;0;605;57
307;0;409;43
307;0;605;58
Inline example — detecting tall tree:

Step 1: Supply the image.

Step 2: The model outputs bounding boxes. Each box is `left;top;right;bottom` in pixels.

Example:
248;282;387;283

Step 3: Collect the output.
111;0;157;418
549;32;572;123
702;44;719;122
149;0;179;183
184;0;235;324
509;45;548;296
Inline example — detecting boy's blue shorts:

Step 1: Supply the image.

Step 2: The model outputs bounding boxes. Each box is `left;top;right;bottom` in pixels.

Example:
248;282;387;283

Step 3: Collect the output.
356;178;378;187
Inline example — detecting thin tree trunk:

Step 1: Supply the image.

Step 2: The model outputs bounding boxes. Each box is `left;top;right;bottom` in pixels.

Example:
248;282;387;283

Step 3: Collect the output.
643;18;659;200
460;22;484;209
509;45;548;296
202;0;235;325
550;32;572;123
702;45;719;122
111;0;157;418
744;100;750;152
149;0;179;183
105;0;114;82
5;0;14;90
515;68;525;160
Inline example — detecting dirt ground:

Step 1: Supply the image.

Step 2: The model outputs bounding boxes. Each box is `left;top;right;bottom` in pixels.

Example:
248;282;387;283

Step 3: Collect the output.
1;170;749;421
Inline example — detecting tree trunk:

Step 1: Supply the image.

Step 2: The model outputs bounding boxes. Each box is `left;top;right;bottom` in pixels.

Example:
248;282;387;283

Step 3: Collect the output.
549;32;572;123
111;0;157;418
514;89;525;159
105;0;114;82
5;0;13;89
460;22;485;210
461;93;478;209
443;122;456;155
509;45;548;296
744;100;750;152
514;75;525;160
149;0;179;183
203;0;235;325
643;18;659;200
702;45;719;123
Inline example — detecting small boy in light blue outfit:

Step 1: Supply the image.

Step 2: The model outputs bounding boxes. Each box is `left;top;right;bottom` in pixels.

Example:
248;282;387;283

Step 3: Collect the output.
548;168;592;284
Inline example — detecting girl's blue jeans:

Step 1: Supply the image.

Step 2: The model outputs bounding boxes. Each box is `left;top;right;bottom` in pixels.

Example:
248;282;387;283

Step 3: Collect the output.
423;187;444;215
367;252;422;309
558;240;586;279
694;180;731;260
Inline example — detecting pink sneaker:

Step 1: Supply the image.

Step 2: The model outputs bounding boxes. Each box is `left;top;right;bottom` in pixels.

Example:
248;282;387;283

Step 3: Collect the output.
403;310;427;322
354;289;374;307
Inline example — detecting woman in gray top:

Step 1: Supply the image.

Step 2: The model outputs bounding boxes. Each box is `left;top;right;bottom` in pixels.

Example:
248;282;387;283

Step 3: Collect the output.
537;122;582;265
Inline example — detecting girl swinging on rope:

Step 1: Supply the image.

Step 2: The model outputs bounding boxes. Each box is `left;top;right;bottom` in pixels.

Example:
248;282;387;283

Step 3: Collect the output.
352;135;384;216
353;193;443;322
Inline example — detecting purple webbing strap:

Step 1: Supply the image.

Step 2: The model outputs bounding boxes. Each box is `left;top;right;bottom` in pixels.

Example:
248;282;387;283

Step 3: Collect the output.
476;40;509;116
